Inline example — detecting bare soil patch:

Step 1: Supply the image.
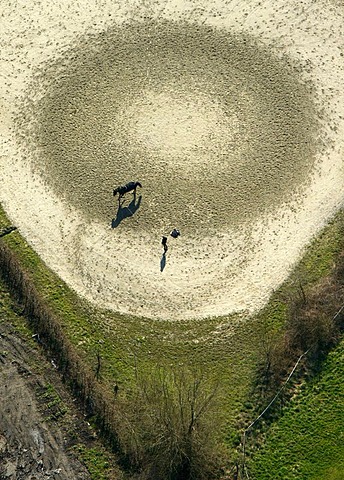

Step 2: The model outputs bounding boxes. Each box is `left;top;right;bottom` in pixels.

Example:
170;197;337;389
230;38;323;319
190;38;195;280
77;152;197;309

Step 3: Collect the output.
0;319;94;479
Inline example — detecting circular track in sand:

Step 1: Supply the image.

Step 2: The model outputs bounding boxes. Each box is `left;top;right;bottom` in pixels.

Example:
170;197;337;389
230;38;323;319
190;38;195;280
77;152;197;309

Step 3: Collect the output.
1;1;344;320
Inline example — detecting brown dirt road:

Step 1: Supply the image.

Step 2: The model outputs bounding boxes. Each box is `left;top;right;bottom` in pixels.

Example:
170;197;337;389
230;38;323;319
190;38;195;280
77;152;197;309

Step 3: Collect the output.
0;317;92;480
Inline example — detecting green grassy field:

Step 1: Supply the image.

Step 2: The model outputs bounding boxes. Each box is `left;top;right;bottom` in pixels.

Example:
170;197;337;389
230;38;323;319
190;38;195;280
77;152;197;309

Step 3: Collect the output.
247;337;344;479
1;203;343;477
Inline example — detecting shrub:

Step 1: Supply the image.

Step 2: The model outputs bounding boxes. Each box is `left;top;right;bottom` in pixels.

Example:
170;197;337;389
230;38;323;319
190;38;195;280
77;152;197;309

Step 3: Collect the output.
117;365;227;480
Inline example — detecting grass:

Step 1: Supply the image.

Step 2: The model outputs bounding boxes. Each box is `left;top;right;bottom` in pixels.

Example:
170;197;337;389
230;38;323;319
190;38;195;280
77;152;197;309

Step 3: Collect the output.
71;444;122;480
247;337;344;479
36;382;68;421
1;202;344;475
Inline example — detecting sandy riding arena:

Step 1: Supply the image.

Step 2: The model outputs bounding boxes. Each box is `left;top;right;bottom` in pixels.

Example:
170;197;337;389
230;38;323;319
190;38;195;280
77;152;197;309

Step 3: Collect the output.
1;0;344;320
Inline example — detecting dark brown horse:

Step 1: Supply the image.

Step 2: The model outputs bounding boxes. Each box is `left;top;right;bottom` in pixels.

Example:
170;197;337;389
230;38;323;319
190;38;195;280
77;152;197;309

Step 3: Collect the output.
113;181;142;203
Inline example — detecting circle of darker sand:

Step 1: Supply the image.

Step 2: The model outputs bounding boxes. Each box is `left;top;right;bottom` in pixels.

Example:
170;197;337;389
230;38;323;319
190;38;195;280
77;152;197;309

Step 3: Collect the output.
27;21;319;232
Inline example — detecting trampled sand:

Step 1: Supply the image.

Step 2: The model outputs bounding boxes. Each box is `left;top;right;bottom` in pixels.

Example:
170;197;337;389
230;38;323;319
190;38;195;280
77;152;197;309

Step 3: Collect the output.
1;0;343;320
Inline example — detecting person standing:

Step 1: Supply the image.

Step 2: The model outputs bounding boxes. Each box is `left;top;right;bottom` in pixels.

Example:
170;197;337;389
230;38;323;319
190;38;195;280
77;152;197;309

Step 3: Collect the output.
162;236;168;253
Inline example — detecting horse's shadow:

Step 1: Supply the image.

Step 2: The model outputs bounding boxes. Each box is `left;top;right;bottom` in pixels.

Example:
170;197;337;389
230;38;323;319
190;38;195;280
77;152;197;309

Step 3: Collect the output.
111;195;142;228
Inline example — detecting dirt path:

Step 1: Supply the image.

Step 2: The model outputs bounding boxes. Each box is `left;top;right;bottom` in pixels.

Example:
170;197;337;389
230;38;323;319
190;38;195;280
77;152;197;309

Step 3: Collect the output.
0;320;91;480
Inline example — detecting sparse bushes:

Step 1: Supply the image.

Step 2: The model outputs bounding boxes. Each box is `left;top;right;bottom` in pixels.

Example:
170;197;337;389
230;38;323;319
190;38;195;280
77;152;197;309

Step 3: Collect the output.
257;250;344;392
116;366;227;480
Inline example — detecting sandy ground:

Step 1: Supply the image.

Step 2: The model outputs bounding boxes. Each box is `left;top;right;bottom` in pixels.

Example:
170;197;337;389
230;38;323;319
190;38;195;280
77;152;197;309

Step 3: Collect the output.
1;0;344;320
0;319;92;480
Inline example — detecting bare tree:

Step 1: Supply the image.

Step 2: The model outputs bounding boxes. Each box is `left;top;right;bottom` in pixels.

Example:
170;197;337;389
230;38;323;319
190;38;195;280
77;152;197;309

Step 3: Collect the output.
118;365;227;480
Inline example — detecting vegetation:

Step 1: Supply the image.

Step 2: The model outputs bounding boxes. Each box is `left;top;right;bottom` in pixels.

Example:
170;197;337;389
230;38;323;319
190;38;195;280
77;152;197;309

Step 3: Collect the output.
247;338;344;479
116;366;227;479
71;445;115;480
37;382;68;421
255;250;344;393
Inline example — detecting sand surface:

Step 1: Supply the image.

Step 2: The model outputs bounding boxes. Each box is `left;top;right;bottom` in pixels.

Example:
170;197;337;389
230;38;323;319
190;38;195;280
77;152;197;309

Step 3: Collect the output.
1;0;344;320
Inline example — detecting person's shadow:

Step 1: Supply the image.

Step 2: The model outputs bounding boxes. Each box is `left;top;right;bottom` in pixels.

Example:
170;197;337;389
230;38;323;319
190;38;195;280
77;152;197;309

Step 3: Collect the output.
160;253;166;272
111;195;142;228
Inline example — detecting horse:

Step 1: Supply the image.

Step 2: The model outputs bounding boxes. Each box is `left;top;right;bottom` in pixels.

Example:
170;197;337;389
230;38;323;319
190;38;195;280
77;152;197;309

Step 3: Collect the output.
113;181;142;202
